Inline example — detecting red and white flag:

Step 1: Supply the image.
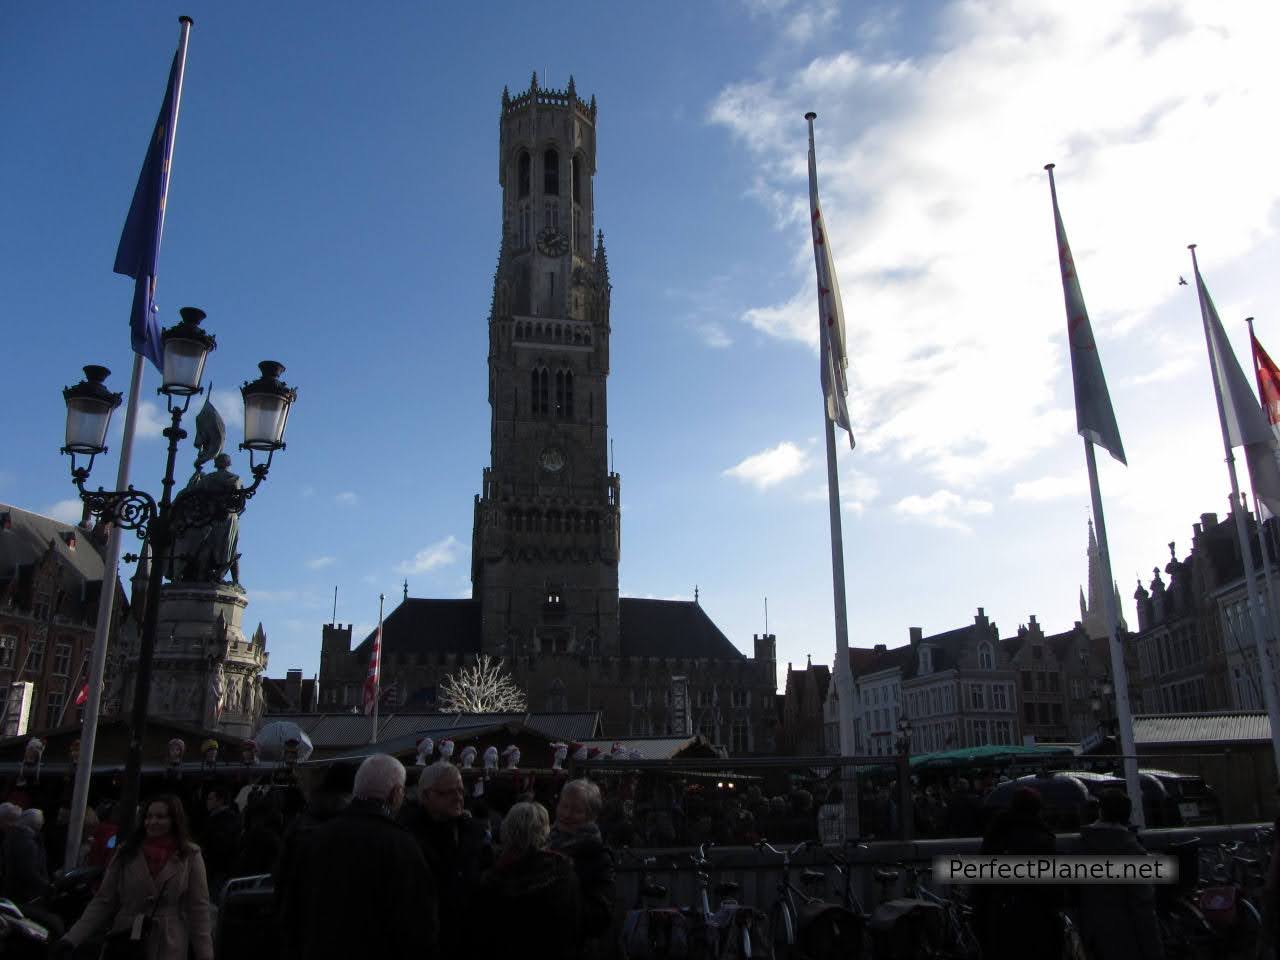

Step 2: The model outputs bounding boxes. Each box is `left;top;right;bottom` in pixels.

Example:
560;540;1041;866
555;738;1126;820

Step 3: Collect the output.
74;682;89;707
1251;327;1280;432
806;114;854;448
362;625;382;716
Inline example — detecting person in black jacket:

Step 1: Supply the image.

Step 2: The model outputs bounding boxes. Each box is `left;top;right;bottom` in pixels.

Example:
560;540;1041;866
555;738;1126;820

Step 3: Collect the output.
197;784;241;901
278;754;437;960
974;786;1062;960
400;761;492;958
1074;790;1165;960
481;801;581;960
550;779;617;957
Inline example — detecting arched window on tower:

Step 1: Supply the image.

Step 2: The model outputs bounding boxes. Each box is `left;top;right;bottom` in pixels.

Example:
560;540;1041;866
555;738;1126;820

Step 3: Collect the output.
518;151;531;199
555;369;574;419
572;154;582;203
544;148;559;195
531;367;549;417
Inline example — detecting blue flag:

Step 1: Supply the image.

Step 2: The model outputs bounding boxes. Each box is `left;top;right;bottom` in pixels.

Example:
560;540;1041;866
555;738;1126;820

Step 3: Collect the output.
115;42;185;372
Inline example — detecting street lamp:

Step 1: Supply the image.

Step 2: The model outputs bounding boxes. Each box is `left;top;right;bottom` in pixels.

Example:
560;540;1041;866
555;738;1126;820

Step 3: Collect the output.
62;307;296;836
895;716;913;756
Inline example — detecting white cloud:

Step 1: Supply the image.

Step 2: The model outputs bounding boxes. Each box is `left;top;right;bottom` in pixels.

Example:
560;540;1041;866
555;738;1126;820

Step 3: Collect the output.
306;556;336;570
208;388;244;430
334;491;358;506
709;1;1280;490
724;441;812;490
133;401;167;440
397;535;462;574
696;322;733;349
1011;474;1087;502
46;499;84;523
802;466;881;513
893;490;993;532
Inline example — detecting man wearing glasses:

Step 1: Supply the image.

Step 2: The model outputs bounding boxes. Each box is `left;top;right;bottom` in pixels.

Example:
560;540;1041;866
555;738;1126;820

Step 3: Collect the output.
403;760;494;957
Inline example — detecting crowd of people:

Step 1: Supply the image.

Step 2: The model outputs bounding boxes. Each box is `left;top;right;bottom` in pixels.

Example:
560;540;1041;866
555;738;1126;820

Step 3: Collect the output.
1;759;1276;959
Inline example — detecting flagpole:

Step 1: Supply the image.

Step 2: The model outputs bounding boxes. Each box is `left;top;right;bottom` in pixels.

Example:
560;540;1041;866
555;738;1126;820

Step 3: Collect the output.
370;593;384;744
808;111;859;838
1083;439;1145;826
1191;245;1280;776
65;17;193;868
64;353;144;869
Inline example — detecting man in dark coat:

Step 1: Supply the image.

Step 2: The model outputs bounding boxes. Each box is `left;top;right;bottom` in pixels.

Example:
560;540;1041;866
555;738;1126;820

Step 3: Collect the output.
401;761;492;958
1074;790;1165;960
278;754;437;960
550;779;617;957
974;786;1063;960
197;784;241;901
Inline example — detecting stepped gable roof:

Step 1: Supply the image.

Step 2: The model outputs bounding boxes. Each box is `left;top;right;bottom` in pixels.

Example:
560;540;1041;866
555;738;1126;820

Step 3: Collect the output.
352;598;482;660
0;502;106;586
619;598;744;660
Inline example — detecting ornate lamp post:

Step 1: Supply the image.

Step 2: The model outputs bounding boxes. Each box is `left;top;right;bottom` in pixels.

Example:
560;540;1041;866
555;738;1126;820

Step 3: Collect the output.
62;307;296;834
895;715;914;757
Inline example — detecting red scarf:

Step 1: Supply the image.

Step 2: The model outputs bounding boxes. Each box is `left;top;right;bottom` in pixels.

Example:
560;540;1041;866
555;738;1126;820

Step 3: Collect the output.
141;834;179;878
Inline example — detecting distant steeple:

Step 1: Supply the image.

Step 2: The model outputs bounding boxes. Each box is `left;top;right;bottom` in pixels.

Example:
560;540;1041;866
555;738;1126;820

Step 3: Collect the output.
1081;518;1128;639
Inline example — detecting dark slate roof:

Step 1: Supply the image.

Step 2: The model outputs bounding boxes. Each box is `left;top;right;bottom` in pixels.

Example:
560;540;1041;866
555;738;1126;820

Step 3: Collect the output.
619;598;744;659
352;599;482;659
349;597;743;661
849;645;913;676
262;676;319;712
1132;712;1271;745
271;711;603;749
0;502;107;587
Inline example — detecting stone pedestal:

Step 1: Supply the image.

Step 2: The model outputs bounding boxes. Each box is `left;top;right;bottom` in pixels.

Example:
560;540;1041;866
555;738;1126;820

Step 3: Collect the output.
122;582;268;740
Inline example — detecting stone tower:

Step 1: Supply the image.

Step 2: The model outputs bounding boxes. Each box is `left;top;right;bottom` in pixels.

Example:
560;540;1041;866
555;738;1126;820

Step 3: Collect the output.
1080;518;1128;640
472;73;621;659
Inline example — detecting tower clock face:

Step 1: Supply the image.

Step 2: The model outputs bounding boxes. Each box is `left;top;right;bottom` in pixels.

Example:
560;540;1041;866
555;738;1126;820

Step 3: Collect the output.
539;448;566;473
537;227;570;257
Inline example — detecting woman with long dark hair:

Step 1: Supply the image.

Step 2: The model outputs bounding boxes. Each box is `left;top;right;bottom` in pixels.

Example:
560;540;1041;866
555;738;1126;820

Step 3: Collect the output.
57;794;213;960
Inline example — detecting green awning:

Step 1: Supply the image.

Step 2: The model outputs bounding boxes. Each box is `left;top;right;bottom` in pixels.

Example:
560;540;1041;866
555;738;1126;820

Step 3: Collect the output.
909;743;1075;769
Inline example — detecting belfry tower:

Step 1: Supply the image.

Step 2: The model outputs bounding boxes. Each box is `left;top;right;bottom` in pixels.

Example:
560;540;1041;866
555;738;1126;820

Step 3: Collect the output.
472;74;621;660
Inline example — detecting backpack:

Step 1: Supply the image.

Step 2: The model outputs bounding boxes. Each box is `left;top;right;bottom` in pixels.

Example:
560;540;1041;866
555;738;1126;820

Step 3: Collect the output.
622;907;693;959
868;898;945;959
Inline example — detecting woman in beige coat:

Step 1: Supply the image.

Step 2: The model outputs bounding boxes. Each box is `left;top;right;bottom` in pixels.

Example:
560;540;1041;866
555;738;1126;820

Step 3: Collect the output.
58;794;214;960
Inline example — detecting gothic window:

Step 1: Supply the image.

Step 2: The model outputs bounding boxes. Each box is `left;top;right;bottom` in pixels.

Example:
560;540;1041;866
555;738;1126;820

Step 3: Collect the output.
545;201;559;229
555;370;575;419
519;203;531;247
731;719;749;754
572;153;582;203
0;634;15;669
731;689;748;708
977;641;994;670
53;643;71;676
969;684;985;710
544;148;559;195
518;151;531;198
531;367;549;416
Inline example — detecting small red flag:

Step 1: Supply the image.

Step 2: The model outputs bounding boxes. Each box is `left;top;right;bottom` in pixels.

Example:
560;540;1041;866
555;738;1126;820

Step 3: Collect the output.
1251;329;1280;427
74;682;89;707
362;625;382;716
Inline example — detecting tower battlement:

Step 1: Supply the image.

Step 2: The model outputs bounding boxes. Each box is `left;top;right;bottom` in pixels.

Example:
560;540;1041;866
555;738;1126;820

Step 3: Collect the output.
502;72;596;121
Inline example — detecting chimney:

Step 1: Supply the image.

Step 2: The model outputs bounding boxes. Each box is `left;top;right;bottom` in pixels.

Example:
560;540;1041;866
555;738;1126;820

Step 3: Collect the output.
909;627;923;644
285;668;303;710
874;643;887;653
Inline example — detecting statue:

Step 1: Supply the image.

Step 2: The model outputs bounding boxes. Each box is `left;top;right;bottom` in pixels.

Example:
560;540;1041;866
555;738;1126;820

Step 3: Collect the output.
172;453;243;585
207;660;226;727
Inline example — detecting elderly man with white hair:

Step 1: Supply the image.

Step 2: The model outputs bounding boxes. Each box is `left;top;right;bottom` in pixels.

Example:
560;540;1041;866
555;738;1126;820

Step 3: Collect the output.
278;754;437;960
399;760;491;959
550;778;617;954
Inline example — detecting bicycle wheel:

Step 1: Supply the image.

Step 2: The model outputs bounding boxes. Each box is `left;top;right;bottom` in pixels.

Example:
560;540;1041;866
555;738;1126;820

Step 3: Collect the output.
770;900;797;954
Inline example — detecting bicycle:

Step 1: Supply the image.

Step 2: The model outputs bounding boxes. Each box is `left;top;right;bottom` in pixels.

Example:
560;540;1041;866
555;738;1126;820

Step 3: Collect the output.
756;839;828;953
690;842;768;959
869;860;982;959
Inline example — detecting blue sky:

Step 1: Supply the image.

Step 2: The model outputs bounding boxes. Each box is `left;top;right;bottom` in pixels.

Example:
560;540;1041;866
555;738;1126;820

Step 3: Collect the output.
4;2;1280;688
